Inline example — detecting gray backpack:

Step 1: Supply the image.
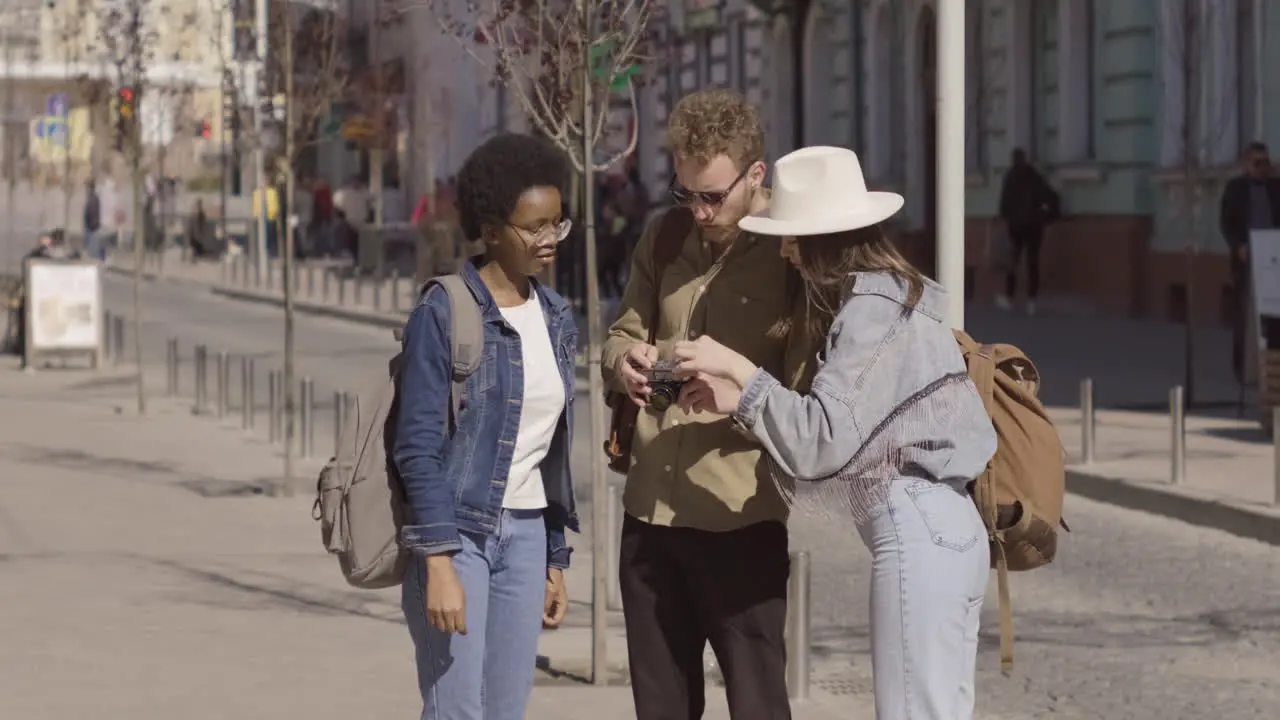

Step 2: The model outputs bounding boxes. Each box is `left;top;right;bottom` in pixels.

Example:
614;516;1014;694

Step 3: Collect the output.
313;274;482;589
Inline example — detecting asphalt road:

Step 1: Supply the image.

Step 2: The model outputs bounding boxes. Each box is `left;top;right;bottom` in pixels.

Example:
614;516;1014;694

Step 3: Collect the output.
102;274;1280;719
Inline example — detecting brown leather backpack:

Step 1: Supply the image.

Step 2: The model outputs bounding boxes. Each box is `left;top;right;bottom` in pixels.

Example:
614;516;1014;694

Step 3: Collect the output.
603;207;695;473
955;330;1069;674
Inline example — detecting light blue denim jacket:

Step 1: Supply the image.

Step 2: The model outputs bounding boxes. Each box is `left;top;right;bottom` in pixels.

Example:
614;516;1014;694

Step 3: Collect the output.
733;271;996;512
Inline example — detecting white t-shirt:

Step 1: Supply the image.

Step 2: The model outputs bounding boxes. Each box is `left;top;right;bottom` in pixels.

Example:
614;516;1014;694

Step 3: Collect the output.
499;293;565;509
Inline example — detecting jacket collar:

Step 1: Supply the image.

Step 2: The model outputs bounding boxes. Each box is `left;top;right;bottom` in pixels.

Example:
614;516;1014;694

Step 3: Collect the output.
459;261;573;326
848;270;947;322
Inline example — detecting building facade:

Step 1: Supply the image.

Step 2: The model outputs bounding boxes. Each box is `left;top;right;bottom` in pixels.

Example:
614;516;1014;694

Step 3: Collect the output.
636;0;1279;324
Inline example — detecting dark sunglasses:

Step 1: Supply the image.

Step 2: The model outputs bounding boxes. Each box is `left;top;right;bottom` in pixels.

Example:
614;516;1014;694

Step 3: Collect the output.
668;162;754;208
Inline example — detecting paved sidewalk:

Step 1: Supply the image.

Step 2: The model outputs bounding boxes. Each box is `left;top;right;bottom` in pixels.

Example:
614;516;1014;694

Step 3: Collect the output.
0;358;870;719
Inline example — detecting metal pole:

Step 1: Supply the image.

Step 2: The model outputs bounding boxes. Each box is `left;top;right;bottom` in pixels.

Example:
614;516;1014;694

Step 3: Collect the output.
112;315;125;364
269;370;280;443
391;269;401;312
252;0;269;280
195;345;207;412
333;390;347;455
354;276;364;305
241;356;253;429
306;265;315;298
1273;406;1280;506
337;276;346;305
606;482;622;610
936;0;966;330
1080;377;1095;465
216;351;228;418
1171;385;1186;484
373;278;383;311
786;550;811;701
300;377;314;457
322;268;331;302
165;338;178;395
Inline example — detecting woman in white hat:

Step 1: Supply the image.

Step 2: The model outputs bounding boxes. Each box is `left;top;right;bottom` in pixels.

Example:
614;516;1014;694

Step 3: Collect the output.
672;146;997;719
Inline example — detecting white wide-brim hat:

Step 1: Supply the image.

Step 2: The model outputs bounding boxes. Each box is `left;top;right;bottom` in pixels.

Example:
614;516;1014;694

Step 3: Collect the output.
739;146;904;237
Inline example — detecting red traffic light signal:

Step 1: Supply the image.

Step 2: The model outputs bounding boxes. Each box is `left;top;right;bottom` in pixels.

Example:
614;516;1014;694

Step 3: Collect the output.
196;120;211;139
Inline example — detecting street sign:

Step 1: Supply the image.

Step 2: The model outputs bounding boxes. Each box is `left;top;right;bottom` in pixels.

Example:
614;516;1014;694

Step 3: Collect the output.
47;93;69;118
589;43;640;94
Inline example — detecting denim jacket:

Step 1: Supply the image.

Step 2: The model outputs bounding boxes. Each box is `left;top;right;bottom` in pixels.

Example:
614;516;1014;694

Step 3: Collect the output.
733;271;996;515
394;262;580;569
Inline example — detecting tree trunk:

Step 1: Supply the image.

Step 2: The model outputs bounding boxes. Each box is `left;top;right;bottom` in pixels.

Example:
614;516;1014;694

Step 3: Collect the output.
282;8;297;497
580;9;610;687
131;156;146;414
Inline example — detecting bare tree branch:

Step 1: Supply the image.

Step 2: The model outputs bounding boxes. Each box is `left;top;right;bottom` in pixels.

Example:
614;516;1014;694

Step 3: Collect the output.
386;0;656;173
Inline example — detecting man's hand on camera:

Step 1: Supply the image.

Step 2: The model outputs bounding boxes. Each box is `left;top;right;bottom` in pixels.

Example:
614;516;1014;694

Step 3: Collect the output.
619;343;659;407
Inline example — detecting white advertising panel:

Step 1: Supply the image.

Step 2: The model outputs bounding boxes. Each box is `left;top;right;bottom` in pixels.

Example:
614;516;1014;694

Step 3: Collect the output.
26;260;102;351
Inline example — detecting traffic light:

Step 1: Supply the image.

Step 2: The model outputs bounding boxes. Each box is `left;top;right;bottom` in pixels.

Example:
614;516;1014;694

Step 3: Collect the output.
113;86;136;151
195;120;211;139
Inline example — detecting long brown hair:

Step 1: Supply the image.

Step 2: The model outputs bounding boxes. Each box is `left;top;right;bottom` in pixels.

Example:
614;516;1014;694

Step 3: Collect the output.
795;223;926;340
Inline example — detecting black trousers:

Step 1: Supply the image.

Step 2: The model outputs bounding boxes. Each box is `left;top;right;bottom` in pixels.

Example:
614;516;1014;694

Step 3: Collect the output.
619;514;791;720
1005;223;1045;299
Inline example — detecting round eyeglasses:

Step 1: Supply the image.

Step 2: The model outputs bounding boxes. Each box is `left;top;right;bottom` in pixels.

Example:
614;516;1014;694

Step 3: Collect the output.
509;218;573;245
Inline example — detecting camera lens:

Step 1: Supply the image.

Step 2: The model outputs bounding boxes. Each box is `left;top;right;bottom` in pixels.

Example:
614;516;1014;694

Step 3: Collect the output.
650;386;675;411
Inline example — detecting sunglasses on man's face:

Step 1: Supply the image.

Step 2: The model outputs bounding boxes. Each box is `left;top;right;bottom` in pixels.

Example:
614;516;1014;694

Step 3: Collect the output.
668;163;753;208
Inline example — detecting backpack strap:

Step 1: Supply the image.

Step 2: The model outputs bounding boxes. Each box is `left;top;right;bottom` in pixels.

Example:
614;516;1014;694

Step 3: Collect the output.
395;274;484;431
433;274;483;428
963;339;1015;675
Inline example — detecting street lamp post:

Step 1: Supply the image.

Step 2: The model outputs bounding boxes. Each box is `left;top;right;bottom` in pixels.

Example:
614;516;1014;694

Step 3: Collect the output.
936;0;966;330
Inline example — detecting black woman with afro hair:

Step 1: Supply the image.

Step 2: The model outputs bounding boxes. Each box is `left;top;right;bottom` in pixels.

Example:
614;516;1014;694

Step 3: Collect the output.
394;132;580;719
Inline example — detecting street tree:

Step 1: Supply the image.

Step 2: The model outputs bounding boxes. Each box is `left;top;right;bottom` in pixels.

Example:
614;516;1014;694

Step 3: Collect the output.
214;0;354;495
395;0;659;685
91;0;198;415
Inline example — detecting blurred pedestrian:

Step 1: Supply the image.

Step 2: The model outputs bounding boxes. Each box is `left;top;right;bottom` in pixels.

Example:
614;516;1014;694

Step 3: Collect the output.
996;148;1059;315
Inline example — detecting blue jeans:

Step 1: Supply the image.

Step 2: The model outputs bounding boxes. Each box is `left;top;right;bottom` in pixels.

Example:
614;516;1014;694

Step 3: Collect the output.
858;479;989;720
402;508;548;720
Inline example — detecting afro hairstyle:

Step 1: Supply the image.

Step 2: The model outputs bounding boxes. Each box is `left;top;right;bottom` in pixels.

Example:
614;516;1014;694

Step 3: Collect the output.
455;133;571;241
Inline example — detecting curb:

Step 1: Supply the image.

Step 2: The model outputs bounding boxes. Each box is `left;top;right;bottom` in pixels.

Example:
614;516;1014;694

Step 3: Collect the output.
1067;468;1280;546
210;284;409;329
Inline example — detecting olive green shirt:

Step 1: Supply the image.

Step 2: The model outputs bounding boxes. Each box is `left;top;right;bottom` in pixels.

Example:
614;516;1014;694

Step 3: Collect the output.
601;214;811;531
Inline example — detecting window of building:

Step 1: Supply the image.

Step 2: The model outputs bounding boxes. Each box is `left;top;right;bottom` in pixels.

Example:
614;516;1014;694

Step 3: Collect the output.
1059;0;1096;163
964;0;985;172
1236;0;1259;149
862;1;893;178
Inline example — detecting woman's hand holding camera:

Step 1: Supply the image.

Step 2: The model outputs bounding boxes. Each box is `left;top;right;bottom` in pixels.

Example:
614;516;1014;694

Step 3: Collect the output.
673;336;758;388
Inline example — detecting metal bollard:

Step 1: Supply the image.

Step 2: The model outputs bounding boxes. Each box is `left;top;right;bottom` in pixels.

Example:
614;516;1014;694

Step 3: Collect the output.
606;482;623;610
786;550;811;701
268;371;280;443
112;315;125;364
390;270;401;312
1080;378;1095;465
337;277;346;305
165;338;178;396
333;391;348;454
306;265;316;298
373;278;383;311
355;277;364;305
241;357;254;429
300;377;314;457
194;345;208;412
267;259;277;291
322;269;331;302
1274;406;1280;506
215;351;229;418
1170;385;1185;484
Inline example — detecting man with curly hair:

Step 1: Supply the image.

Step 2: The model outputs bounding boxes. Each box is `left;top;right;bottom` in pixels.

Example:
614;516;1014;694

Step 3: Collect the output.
601;88;802;719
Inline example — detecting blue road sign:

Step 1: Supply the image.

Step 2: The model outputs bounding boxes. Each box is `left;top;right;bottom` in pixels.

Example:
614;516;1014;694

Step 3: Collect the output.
47;93;69;118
